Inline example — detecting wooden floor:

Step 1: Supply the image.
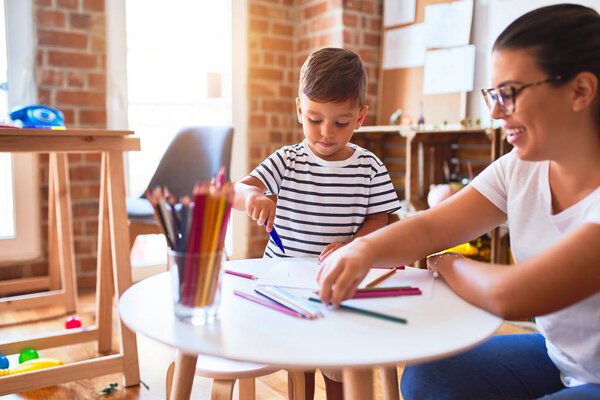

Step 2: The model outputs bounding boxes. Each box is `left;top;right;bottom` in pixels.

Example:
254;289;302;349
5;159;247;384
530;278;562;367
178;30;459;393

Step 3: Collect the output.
0;289;533;400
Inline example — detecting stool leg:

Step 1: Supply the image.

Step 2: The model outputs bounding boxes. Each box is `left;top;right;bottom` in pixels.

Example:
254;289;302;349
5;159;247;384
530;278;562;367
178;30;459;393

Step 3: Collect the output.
166;361;175;400
286;370;306;400
380;366;400;400
212;379;236;400
238;378;255;400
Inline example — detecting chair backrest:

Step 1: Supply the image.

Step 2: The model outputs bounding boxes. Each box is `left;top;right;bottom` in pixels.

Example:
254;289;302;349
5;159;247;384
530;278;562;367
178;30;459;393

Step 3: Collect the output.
145;126;234;199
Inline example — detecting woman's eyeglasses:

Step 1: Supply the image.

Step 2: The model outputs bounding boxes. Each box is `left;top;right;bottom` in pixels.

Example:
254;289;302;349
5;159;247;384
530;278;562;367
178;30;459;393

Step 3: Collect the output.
481;76;563;116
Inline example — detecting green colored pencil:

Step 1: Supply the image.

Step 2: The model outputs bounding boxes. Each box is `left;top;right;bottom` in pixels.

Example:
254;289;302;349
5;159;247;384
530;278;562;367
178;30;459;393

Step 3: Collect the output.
308;297;407;324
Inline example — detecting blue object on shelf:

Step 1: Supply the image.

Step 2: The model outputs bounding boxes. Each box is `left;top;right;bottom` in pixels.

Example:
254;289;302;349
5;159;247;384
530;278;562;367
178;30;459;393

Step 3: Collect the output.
9;104;65;128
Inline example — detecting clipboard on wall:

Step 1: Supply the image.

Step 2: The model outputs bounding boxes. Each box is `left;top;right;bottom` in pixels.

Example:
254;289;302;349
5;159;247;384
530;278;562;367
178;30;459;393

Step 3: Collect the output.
377;0;473;126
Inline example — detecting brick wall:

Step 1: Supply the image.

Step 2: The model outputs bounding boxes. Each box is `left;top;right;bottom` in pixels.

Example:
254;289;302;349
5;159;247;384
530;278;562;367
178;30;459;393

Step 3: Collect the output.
0;0;107;291
246;0;383;257
0;0;382;283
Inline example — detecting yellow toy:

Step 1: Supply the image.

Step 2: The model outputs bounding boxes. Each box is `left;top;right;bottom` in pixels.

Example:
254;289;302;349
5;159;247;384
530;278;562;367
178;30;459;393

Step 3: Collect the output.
0;358;63;376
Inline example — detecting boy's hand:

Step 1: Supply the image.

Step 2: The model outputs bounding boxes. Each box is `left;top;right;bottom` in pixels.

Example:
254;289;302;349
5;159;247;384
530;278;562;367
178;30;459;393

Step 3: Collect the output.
318;242;346;262
245;192;277;232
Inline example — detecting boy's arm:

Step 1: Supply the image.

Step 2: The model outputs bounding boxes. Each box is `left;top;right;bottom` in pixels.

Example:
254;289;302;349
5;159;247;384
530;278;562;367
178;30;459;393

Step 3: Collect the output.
233;176;277;231
319;212;388;261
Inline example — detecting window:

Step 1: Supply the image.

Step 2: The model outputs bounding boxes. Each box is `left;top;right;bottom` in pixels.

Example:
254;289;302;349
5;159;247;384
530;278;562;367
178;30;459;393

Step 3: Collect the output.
0;0;41;261
108;0;235;270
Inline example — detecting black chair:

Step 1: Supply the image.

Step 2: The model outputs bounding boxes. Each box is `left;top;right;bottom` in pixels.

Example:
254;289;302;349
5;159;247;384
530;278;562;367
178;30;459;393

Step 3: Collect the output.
127;125;234;248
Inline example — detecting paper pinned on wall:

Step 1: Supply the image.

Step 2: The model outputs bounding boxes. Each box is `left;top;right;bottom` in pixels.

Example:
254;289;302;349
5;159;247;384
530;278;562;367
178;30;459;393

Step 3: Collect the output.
423;45;476;95
425;0;473;49
384;0;416;27
383;23;426;70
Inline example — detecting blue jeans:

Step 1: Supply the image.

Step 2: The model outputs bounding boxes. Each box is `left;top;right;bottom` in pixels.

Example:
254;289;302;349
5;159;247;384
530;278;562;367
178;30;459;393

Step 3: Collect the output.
401;333;600;400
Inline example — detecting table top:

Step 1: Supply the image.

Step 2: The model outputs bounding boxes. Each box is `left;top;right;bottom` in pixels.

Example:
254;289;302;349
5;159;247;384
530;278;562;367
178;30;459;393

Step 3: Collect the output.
119;258;501;369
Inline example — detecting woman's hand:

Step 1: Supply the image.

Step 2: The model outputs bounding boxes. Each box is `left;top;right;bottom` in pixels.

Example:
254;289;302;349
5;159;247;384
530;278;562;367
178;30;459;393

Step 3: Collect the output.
318;241;346;262
317;238;375;307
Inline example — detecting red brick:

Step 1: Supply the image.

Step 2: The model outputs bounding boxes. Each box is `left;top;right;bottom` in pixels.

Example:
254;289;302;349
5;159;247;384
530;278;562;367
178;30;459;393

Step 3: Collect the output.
71;183;100;200
37;29;88;49
79;109;106;125
304;2;328;18
272;23;293;36
36;9;66;28
84;153;102;162
88;73;105;89
68;153;83;162
40;69;64;86
62;109;75;124
249;67;284;81
74;238;94;254
56;90;105;106
364;32;379;46
250;18;269;34
250;115;267;128
250;82;276;97
36;0;52;7
70;165;100;181
48;51;97;69
67;71;85;87
83;0;104;12
343;13;357;26
73;203;99;218
58;0;78;9
262;37;293;52
70;13;94;30
38;89;51;104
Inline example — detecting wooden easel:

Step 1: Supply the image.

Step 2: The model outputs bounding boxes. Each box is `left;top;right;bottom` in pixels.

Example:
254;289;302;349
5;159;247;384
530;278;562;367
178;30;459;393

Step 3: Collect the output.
0;128;140;394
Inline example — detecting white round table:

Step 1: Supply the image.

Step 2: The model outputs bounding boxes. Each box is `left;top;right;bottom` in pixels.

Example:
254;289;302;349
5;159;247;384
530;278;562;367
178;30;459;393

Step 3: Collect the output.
119;258;501;399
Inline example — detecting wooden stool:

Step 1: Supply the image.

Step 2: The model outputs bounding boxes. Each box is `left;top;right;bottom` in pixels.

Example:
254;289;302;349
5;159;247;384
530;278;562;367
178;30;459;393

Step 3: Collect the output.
166;354;280;400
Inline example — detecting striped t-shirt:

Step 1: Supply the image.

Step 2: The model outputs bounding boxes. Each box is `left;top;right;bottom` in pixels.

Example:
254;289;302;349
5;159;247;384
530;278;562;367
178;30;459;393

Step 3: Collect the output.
250;140;401;258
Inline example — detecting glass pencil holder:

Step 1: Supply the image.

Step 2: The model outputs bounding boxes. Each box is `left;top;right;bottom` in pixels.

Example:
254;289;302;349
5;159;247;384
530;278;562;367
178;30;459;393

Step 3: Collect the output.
168;249;225;325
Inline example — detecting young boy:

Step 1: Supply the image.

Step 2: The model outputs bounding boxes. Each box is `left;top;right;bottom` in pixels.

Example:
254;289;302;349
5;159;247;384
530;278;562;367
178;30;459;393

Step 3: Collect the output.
233;47;401;398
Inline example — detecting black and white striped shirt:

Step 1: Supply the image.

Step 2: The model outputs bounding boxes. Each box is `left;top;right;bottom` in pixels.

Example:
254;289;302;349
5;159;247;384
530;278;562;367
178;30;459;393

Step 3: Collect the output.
250;140;401;258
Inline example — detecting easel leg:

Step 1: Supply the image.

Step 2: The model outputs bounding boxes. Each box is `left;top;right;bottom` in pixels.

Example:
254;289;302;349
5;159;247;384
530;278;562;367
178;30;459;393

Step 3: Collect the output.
53;153;78;314
380;366;400;400
96;153;114;354
105;150;140;386
48;155;60;290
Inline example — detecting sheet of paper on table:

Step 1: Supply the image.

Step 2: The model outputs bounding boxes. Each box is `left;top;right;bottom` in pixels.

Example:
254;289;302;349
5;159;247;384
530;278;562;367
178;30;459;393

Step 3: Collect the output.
255;259;434;297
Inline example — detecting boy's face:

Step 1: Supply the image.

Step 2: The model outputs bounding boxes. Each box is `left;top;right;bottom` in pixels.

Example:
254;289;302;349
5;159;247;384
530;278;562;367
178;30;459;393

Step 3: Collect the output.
296;93;368;161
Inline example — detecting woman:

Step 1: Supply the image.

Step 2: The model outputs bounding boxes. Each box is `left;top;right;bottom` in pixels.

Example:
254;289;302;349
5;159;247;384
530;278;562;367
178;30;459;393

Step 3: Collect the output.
317;4;600;399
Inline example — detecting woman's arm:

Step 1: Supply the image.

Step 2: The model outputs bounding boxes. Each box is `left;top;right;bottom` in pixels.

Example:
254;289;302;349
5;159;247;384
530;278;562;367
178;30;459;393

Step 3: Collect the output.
318;186;507;306
435;222;600;319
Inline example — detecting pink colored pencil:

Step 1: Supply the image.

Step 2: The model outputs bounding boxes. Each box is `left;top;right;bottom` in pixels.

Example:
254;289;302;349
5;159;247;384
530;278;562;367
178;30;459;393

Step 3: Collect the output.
234;290;305;318
352;288;422;299
225;269;258;280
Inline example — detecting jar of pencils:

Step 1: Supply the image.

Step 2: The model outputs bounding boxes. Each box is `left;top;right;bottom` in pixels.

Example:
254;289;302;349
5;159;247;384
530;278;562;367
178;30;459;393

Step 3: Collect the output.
169;249;226;325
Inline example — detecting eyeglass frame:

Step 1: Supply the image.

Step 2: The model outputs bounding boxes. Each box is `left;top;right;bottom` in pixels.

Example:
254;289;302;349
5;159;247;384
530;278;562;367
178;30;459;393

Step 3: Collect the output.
481;75;564;116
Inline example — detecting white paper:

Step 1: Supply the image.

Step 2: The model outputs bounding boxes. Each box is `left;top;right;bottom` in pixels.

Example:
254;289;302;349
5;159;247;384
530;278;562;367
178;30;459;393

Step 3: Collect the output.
424;0;473;49
383;23;426;70
384;0;416;27
255;260;434;297
423;45;475;95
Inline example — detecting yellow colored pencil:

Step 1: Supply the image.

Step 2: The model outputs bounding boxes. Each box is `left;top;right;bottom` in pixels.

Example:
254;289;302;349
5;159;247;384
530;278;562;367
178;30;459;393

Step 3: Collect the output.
365;267;397;288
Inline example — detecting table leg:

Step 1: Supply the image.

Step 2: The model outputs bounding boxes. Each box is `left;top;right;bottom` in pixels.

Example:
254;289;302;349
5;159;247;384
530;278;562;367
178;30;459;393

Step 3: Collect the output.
343;368;373;400
171;352;198;400
380;366;400;400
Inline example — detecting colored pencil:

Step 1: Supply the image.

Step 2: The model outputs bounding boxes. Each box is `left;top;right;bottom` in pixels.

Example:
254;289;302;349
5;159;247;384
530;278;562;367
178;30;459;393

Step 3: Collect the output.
351;288;421;299
234;290;305;318
308;297;407;324
225;270;258;280
365;267;397;288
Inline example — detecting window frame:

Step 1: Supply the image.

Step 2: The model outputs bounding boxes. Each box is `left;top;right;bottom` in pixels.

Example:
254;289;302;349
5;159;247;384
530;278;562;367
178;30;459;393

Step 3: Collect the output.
0;0;41;261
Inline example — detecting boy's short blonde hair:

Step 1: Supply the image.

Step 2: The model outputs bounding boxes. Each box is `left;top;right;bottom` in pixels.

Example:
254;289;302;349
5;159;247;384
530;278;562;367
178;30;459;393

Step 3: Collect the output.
299;47;367;108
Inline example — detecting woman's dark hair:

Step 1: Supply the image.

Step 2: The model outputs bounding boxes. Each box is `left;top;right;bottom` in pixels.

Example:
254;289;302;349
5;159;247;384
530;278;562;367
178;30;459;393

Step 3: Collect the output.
493;4;600;122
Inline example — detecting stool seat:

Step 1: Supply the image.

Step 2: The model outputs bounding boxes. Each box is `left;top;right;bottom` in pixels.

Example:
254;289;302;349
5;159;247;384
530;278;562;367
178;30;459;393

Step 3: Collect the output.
193;355;279;380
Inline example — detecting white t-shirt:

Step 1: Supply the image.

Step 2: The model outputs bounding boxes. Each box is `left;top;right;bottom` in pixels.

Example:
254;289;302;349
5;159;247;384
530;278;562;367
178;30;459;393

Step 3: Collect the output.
250;140;401;258
471;150;600;386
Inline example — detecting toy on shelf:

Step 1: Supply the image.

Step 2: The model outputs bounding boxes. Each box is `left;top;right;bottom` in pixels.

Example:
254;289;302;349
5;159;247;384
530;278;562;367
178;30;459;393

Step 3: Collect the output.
0;358;64;376
18;348;39;364
65;315;82;329
0;354;8;369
